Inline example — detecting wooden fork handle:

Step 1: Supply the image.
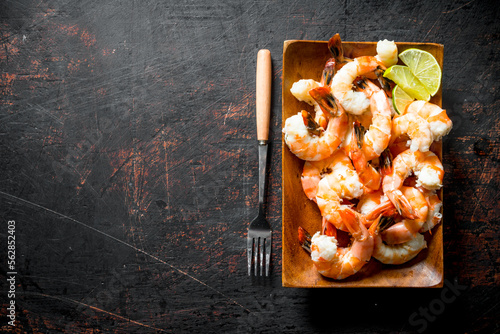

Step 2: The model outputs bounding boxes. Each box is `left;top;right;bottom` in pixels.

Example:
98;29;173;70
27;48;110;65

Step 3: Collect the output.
256;49;272;142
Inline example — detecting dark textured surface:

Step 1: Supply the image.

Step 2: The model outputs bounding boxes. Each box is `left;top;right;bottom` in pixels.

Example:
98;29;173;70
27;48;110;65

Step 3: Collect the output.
0;0;499;333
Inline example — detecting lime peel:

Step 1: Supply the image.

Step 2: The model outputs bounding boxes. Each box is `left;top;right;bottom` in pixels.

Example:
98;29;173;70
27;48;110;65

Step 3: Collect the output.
399;48;441;96
392;85;414;115
383;65;430;101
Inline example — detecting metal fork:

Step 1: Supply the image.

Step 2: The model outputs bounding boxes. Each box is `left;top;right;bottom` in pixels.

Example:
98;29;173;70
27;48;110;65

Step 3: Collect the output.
247;49;272;277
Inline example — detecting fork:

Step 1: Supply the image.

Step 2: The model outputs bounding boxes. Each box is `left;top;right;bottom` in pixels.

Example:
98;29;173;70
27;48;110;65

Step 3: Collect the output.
247;49;272;277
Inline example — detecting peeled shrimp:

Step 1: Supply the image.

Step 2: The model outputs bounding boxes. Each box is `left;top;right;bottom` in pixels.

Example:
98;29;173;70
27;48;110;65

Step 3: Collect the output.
392;113;433;152
283;107;348;161
369;217;427;265
357;190;387;217
392;101;452;152
356;190;394;227
419;190;443;233
386;149;444;190
330;56;387;115
315;150;364;231
290;79;321;106
344;122;382;191
301;153;340;201
407;101;453;142
340;78;392;191
386;176;444;234
290;79;328;129
380;186;429;244
356;79;393;160
285;79;349;161
298;209;374;280
375;39;398;68
382;149;444;218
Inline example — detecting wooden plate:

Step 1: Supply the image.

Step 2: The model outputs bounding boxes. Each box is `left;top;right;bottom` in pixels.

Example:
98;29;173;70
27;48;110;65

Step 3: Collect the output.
282;39;444;288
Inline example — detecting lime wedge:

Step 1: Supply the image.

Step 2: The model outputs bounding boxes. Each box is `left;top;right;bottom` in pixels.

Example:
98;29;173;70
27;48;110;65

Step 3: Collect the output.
392;85;414;115
399;48;441;96
383;65;430;101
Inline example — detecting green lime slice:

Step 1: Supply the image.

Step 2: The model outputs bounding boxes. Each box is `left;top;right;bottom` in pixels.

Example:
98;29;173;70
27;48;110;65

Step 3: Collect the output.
392;85;414;115
399;48;441;96
383;65;430;101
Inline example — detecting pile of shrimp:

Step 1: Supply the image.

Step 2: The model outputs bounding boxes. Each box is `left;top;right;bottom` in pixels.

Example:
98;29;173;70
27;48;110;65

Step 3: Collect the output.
284;34;452;280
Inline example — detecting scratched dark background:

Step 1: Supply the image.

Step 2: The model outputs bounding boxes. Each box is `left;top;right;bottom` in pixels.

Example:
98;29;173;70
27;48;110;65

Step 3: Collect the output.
0;0;498;333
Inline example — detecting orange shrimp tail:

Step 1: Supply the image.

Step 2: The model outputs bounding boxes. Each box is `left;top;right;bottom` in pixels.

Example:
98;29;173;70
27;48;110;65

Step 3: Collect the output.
379;148;393;178
371;214;397;234
347;123;381;191
346;124;363;167
328;33;344;63
298;226;312;253
300;110;324;137
360;165;381;192
338;208;362;237
321;217;337;238
300;110;309;126
387;191;417;220
368;216;381;235
309;86;339;117
321;58;336;86
365;200;397;221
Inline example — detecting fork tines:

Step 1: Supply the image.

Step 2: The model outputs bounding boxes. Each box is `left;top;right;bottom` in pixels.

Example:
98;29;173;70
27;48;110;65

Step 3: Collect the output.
247;233;271;276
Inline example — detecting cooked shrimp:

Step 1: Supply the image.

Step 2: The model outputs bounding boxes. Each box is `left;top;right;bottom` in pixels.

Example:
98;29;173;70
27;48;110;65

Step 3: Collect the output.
358;190;397;222
290;79;321;106
283;105;348;161
382;149;444;218
392;101;453;152
289;79;333;129
387;149;444;191
344;122;382;192
330;56;387;115
315;150;364;231
380;186;429;244
357;190;386;216
352;78;393;160
356;190;396;228
388;138;411;157
419;190;443;233
369;216;427;265
392;112;433;152
375;39;398;68
301;153;340;201
384;173;443;233
407;100;453;142
298;209;374;280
